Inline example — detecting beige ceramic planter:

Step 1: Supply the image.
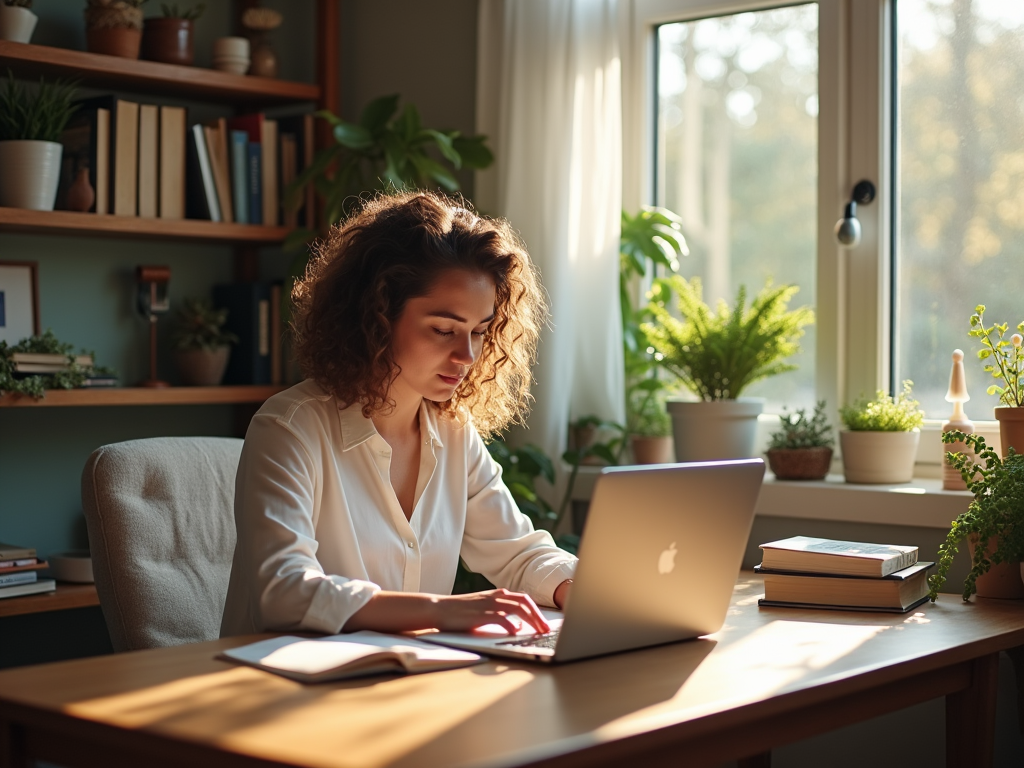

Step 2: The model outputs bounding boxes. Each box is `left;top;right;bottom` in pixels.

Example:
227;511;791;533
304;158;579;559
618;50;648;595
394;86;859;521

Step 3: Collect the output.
839;429;920;484
0;140;63;210
0;5;38;43
667;398;764;462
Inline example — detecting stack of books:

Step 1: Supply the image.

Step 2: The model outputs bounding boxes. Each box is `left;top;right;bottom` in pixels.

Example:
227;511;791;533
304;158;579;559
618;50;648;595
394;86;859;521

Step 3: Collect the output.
0;542;56;599
756;535;934;613
9;352;93;375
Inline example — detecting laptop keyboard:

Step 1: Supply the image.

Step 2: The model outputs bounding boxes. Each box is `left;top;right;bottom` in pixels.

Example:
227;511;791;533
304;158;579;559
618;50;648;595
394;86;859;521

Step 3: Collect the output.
496;630;560;650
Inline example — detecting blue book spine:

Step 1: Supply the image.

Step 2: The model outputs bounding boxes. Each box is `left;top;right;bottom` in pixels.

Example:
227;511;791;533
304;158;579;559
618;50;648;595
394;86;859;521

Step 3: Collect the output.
230;130;249;224
0;571;37;586
247;142;262;225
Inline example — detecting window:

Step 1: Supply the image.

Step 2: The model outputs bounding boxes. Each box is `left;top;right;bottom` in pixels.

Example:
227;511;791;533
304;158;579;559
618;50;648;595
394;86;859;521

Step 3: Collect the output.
894;0;1024;420
654;5;819;411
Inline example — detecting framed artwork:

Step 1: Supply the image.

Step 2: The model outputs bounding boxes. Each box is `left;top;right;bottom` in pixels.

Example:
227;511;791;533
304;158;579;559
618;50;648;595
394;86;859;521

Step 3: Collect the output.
0;261;40;346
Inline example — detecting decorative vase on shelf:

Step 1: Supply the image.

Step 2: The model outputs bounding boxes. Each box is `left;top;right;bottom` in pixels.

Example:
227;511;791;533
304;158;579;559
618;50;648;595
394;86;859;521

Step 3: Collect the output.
248;34;277;78
141;17;194;66
0;4;38;43
66;167;96;213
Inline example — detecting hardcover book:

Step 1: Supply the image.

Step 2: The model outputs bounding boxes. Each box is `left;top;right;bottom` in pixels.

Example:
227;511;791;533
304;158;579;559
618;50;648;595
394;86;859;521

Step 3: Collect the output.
229;129;249;224
57;103;109;214
186;123;221;221
278;113;315;229
138;104;159;218
158;106;187;219
218;631;483;683
73;96;141;217
759;536;919;578
756;562;935;612
0;542;36;560
0;578;56;599
213;282;272;385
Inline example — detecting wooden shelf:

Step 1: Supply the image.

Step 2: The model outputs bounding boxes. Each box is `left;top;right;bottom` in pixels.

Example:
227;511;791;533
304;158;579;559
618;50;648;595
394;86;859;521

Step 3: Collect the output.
0;41;320;107
0;385;286;408
0;207;292;244
0;583;100;618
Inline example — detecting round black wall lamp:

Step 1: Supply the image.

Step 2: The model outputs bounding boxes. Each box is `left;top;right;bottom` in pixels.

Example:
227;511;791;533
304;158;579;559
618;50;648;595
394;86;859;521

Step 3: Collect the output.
834;179;876;247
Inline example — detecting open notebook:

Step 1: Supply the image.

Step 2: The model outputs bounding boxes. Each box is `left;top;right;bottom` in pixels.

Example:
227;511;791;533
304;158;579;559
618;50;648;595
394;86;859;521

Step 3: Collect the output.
218;631;483;683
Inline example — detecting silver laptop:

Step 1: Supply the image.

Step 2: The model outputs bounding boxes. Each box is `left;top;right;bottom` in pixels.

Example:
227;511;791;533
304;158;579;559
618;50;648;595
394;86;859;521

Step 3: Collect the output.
422;458;765;663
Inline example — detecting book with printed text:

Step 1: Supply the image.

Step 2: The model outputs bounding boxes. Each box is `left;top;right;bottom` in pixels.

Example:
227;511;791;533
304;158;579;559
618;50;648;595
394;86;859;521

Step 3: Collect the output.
756;561;935;612
759;536;919;578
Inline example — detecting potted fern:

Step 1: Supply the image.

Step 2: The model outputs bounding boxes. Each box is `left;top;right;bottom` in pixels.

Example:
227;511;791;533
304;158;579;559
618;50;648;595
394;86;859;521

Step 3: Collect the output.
838;381;924;484
0;0;38;43
642;276;813;461
766;400;834;480
171;298;237;386
0;72;78;210
928;431;1024;600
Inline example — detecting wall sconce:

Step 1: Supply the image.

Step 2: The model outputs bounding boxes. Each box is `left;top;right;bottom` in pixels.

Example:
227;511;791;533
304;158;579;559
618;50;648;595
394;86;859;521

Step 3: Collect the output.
136;265;171;388
834;179;876;247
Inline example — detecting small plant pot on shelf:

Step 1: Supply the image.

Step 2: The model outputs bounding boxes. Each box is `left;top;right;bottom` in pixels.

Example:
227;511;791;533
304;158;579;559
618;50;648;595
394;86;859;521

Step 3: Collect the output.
766;446;833;480
968;536;1024;599
86;27;142;59
630;435;673;465
995;406;1024;457
839;430;919;484
141;17;194;66
174;347;230;386
0;5;38;43
668;398;764;462
0;140;63;210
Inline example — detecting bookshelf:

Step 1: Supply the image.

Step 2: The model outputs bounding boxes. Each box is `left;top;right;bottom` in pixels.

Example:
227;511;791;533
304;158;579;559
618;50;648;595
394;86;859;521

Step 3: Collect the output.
0;584;100;619
0;3;340;626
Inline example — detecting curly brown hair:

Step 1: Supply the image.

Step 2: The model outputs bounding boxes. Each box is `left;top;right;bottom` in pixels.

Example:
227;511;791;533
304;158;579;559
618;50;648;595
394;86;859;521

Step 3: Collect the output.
291;191;546;437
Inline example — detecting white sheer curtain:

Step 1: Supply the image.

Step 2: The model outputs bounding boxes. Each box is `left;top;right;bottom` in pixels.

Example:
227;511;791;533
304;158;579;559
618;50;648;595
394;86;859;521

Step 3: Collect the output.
475;0;625;466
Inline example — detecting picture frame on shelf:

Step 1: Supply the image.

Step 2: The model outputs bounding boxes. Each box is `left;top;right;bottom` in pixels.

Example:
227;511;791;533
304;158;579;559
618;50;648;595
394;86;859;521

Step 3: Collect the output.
0;261;40;346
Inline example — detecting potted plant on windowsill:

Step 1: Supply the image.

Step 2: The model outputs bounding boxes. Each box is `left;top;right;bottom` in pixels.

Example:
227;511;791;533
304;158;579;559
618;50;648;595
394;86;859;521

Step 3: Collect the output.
765;400;834;480
838;381;924;484
0;72;78;211
627;381;673;464
928;431;1024;600
0;0;38;43
642;276;813;461
969;305;1024;455
171;298;237;386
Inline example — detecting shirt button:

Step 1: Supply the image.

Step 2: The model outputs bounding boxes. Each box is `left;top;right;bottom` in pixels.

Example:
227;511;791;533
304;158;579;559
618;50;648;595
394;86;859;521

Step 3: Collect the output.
407;541;414;549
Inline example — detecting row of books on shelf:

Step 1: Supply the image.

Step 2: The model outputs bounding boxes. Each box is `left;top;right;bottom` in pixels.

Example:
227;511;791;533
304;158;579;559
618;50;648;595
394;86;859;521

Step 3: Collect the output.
57;95;316;227
0;542;55;599
757;535;933;613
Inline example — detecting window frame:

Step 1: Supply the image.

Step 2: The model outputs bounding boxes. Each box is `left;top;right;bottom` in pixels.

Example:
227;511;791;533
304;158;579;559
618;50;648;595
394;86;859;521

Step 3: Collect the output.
624;0;893;428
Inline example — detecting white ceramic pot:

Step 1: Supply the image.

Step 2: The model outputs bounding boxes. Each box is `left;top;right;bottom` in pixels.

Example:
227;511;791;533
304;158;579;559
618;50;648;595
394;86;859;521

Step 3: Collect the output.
0;5;38;43
667;398;764;462
839;429;920;484
0;140;63;210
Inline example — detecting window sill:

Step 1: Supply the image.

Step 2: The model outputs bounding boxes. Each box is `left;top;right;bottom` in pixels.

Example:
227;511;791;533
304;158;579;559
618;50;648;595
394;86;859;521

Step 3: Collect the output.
569;466;971;530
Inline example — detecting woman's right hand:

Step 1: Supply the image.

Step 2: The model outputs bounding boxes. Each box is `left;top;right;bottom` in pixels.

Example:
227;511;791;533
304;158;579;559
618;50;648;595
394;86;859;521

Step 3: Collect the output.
343;588;550;635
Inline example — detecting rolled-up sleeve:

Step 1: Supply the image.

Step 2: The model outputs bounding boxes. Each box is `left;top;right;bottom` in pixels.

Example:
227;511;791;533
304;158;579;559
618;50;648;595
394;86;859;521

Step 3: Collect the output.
223;413;380;635
459;431;577;607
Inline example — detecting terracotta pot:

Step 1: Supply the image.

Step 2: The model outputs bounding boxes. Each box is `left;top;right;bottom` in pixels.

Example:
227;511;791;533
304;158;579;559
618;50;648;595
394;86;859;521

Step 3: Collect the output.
142;17;194;66
667;398;764;461
968;536;1024;599
630;435;674;465
839;430;919;484
995;407;1024;458
174;347;230;386
766;446;833;480
86;27;142;59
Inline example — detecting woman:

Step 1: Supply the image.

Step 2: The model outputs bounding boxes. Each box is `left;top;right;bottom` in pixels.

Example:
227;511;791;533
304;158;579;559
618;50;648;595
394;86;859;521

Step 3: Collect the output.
221;191;576;638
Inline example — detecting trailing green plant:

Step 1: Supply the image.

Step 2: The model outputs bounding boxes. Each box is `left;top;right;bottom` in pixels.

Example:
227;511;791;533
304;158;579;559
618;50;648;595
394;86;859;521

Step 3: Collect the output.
284;94;494;250
0;330;113;398
0;71;78;143
768;400;834;450
641;275;813;401
928;431;1024;601
969;305;1024;407
159;2;203;20
627;381;672;438
839;380;924;432
171;298;238;351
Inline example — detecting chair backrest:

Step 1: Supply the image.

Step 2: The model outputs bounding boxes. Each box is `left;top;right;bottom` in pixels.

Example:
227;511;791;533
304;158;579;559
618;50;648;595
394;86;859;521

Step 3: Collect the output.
81;436;243;652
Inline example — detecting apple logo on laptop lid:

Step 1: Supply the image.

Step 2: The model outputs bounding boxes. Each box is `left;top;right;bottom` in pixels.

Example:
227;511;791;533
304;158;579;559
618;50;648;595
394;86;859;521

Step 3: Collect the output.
658;542;678;574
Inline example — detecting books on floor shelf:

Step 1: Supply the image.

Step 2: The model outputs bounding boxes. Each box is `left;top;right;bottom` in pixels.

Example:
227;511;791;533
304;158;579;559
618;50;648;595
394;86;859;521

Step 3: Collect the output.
757;536;931;614
0;543;55;600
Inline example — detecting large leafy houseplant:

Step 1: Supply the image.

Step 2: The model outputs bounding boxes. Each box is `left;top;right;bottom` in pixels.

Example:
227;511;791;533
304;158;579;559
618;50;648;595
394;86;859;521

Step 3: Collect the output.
928;431;1024;601
0;71;78;142
285;94;494;250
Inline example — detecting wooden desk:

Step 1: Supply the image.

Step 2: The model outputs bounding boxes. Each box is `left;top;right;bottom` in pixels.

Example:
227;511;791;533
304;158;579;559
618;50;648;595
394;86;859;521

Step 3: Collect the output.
1;574;1022;768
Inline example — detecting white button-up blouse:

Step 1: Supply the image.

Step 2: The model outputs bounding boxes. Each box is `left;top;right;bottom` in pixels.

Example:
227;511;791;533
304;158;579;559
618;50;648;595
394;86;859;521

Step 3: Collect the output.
220;379;577;636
